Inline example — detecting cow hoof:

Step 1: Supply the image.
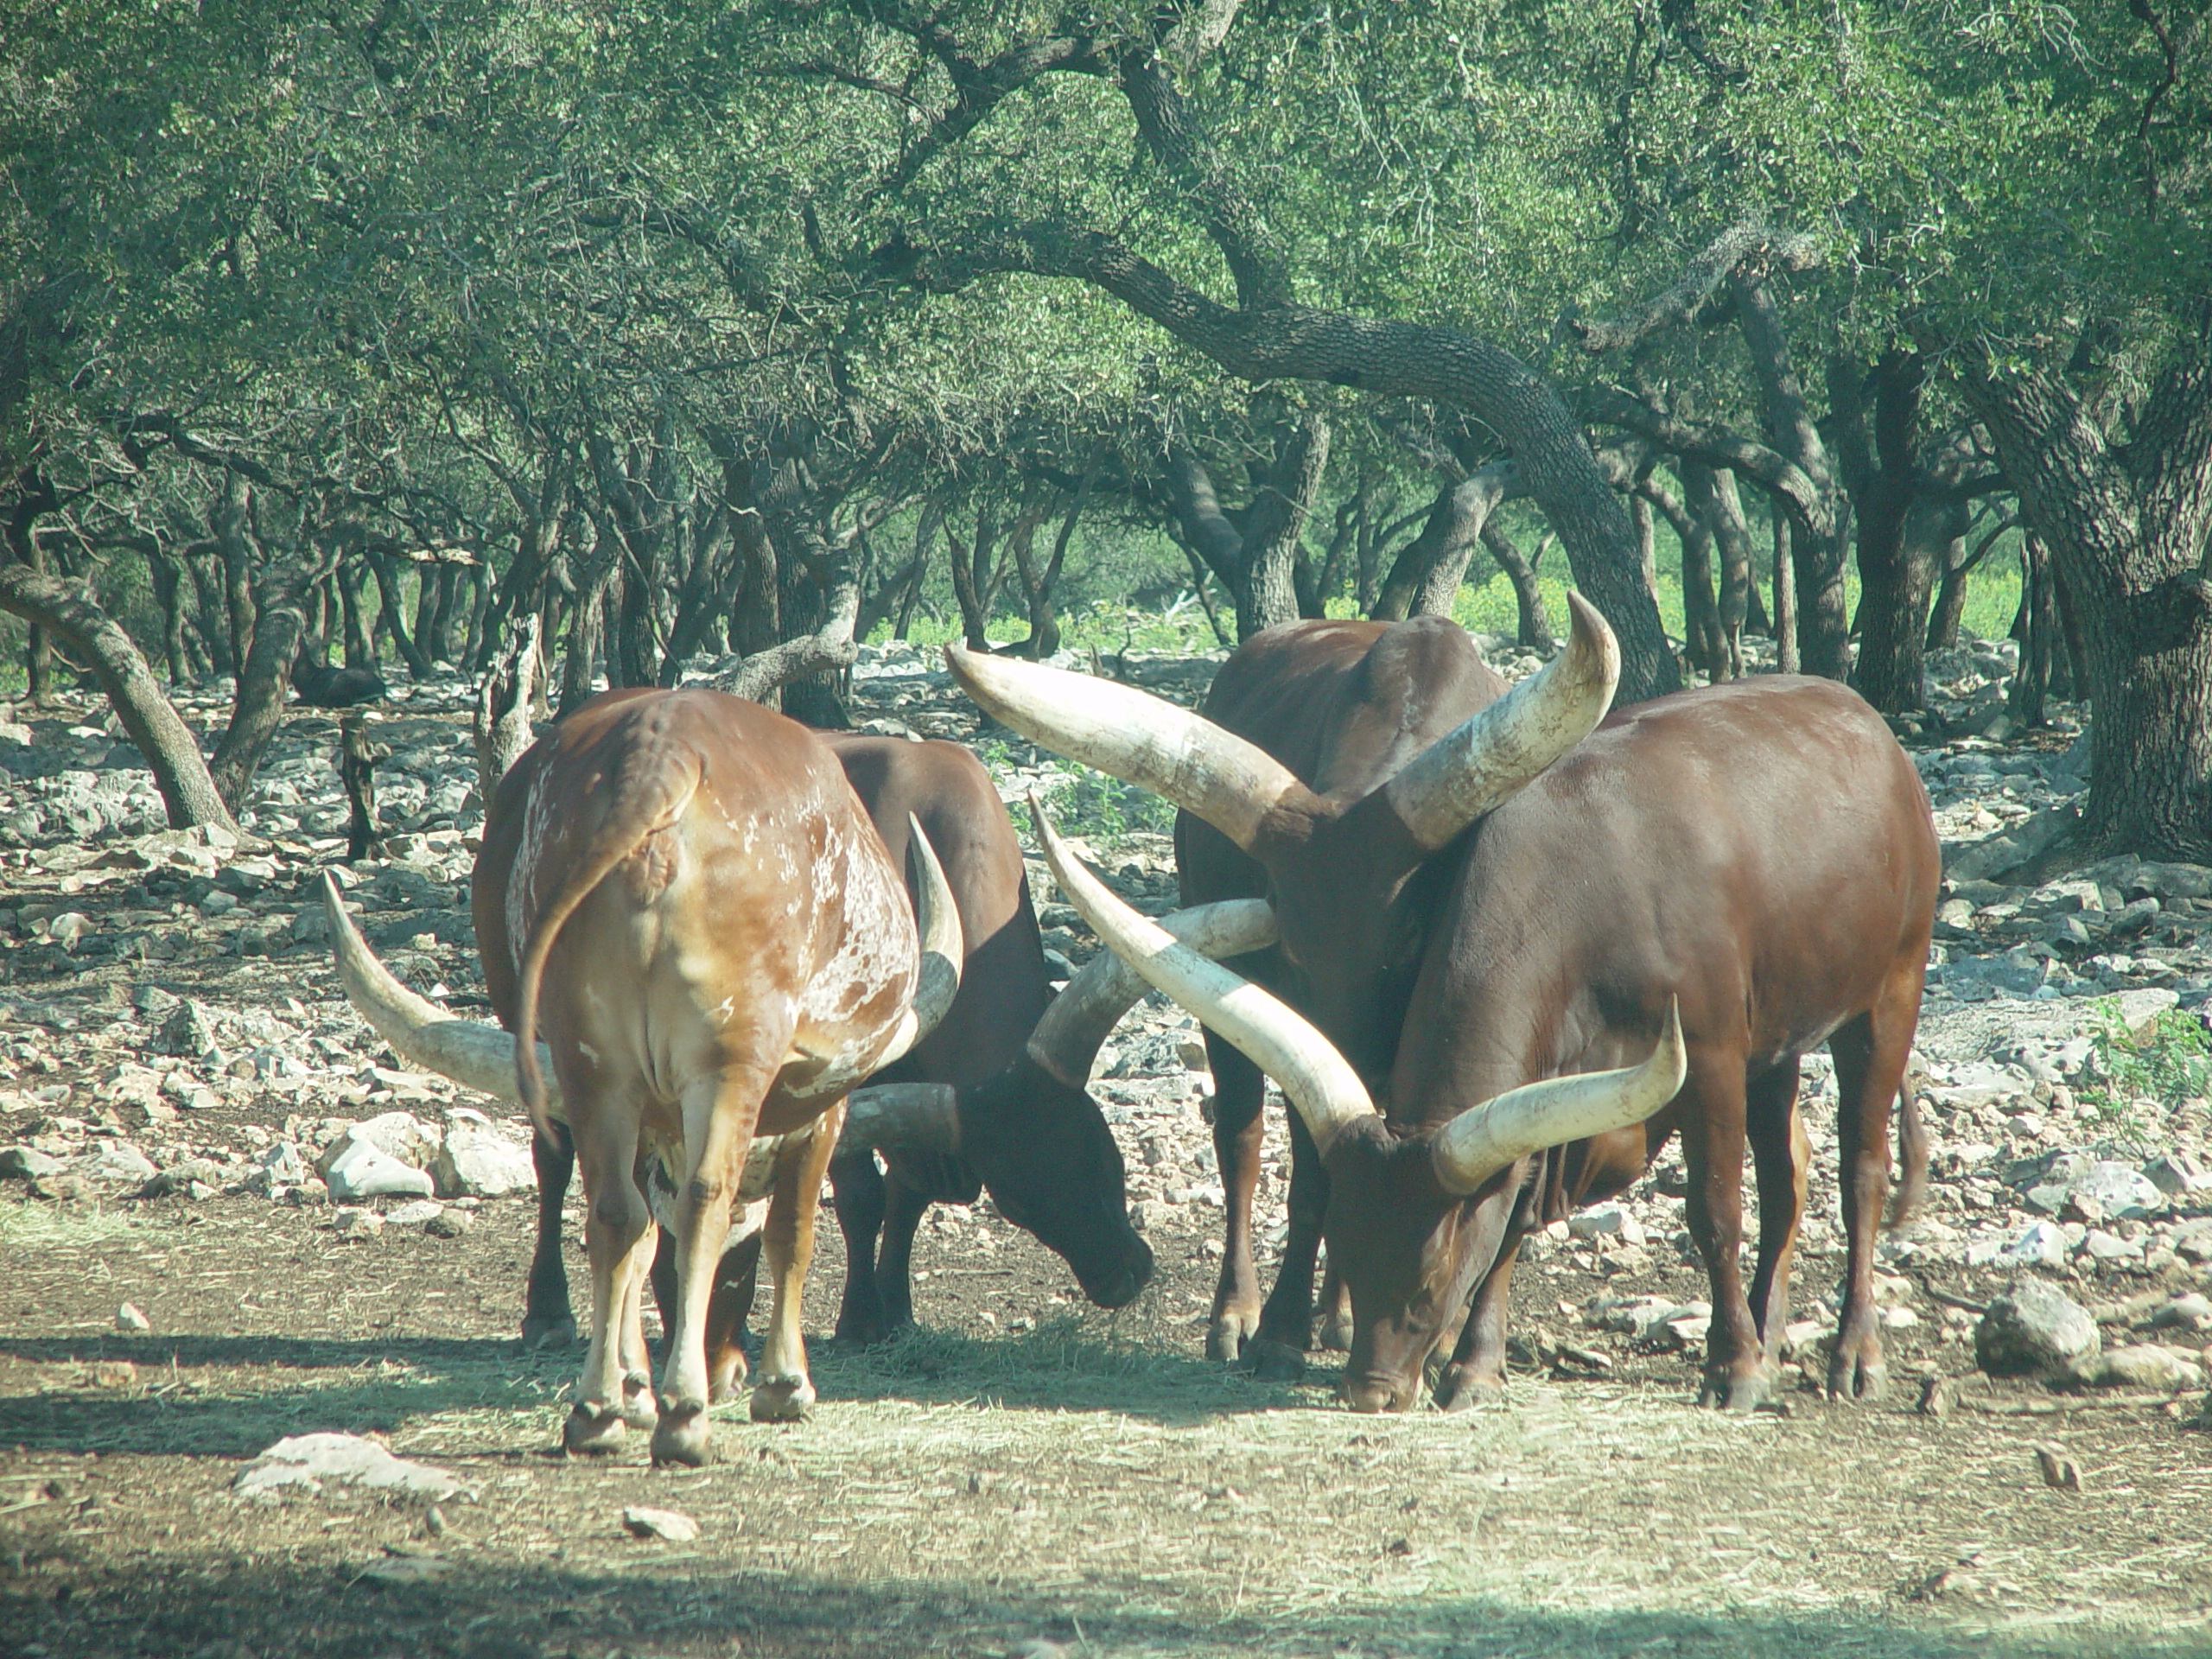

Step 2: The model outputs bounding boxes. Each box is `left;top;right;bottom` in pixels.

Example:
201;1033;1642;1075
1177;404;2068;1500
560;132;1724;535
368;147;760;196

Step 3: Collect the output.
1316;1313;1355;1353
1827;1359;1887;1402
749;1375;815;1423
620;1373;660;1431
521;1313;580;1351
1698;1370;1773;1413
562;1404;626;1455
651;1408;714;1467
1205;1317;1255;1364
1243;1338;1306;1382
1433;1369;1504;1412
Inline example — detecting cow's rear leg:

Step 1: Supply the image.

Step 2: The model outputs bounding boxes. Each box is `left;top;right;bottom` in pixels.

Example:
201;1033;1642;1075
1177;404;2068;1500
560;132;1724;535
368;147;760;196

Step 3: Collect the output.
828;1149;891;1346
1745;1068;1809;1366
524;1123;581;1351
1827;983;1916;1402
751;1108;842;1423
564;1110;656;1455
1678;1059;1769;1412
652;1068;771;1466
703;1205;765;1402
1205;1039;1268;1363
1249;1105;1328;1380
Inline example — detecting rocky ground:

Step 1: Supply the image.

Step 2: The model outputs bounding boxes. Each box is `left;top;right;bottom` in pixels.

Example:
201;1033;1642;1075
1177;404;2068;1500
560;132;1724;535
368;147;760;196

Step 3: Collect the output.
1;632;2210;1656
3;635;2209;1380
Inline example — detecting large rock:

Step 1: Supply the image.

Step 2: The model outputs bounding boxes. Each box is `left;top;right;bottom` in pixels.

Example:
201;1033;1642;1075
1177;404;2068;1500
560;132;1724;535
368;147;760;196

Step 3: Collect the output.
315;1112;438;1176
2086;1344;2205;1391
432;1114;535;1198
1976;1279;2099;1379
0;1146;66;1180
321;1138;435;1201
2069;1161;2165;1220
233;1433;467;1502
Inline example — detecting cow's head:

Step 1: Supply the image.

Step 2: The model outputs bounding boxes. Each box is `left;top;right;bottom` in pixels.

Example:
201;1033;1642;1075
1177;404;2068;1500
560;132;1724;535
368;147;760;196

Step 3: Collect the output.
1027;798;1684;1411
844;898;1280;1313
949;599;1617;1071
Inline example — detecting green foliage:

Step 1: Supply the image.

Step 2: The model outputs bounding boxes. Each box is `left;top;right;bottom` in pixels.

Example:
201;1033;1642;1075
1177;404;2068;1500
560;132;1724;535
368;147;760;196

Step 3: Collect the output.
2080;1000;2212;1141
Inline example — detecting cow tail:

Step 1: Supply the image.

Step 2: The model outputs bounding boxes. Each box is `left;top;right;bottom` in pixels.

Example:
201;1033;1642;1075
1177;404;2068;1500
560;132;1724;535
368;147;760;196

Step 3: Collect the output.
1885;1085;1928;1230
513;756;702;1145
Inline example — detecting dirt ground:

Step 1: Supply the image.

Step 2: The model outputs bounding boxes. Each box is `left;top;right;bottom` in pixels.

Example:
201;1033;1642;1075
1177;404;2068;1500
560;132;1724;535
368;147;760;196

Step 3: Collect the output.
3;647;2212;1659
3;1178;2209;1659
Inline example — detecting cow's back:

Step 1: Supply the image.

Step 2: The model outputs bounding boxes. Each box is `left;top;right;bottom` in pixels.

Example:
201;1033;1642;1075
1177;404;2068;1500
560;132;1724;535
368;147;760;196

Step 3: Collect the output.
1392;676;1939;1116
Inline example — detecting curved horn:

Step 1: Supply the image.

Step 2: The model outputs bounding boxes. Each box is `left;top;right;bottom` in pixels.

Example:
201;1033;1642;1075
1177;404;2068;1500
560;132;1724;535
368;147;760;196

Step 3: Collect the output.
946;644;1312;852
321;872;557;1114
1382;592;1619;851
1430;998;1686;1197
1026;795;1375;1154
1027;899;1281;1088
841;1082;963;1155
870;813;965;1070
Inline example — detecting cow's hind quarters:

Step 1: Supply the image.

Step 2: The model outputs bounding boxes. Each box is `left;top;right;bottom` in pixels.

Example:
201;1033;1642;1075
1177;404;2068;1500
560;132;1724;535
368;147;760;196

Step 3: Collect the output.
650;1404;715;1467
562;1403;627;1456
749;1372;816;1423
520;1310;580;1351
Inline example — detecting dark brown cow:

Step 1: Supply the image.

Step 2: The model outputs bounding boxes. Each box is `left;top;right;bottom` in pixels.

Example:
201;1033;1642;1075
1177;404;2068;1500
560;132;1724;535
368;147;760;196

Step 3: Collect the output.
955;605;1939;1412
323;687;963;1464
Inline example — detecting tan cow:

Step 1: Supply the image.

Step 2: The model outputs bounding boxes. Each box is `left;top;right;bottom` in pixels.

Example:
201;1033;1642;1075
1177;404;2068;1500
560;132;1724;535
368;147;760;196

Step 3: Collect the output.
323;687;961;1465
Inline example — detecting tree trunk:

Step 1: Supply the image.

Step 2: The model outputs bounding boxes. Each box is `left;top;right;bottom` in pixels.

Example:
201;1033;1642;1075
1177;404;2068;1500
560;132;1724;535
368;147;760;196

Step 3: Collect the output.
474;612;541;798
1675;475;1725;682
213;474;258;681
558;570;606;717
366;549;430;678
1956;347;2212;860
339;558;375;668
1373;463;1520;623
1770;512;1798;673
207;555;315;810
1629;493;1657;600
340;711;385;862
2008;531;2055;729
0;562;238;833
1481;522;1554;651
149;548;190;685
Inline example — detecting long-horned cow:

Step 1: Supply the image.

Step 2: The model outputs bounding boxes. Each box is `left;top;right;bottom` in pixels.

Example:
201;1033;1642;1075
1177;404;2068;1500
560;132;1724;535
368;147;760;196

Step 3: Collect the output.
330;722;1274;1384
953;603;1939;1412
326;687;964;1465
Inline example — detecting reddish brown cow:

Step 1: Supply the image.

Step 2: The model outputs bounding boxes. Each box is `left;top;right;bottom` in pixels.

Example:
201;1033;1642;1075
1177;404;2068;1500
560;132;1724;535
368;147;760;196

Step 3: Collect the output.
955;606;1939;1412
324;687;962;1464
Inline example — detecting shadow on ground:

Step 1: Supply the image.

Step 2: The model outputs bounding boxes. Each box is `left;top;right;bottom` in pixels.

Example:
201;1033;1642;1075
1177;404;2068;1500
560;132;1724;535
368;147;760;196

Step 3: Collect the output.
7;1556;2206;1659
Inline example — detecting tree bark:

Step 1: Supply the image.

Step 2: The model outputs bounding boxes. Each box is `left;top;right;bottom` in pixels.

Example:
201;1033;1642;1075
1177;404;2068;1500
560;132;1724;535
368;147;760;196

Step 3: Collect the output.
207;554;315;810
1771;512;1798;672
1237;411;1329;638
212;473;258;681
2009;530;2056;729
474;612;541;798
1954;345;2212;860
0;562;238;833
366;548;430;678
1674;468;1726;680
1480;522;1554;651
1373;462;1521;623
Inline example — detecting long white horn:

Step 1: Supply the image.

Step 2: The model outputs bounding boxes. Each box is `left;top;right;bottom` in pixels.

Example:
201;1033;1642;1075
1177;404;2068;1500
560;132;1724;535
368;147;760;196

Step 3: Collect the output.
321;872;558;1115
947;644;1312;852
871;814;965;1070
1026;795;1375;1154
841;1082;963;1154
1430;998;1686;1197
1027;899;1281;1087
1382;593;1619;851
